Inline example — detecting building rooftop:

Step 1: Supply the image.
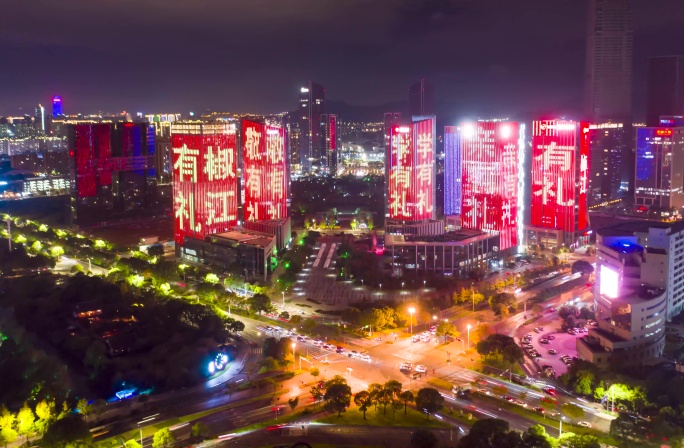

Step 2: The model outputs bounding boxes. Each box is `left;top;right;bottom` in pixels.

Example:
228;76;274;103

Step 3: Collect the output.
606;240;643;254
386;229;493;246
211;229;274;249
597;220;671;237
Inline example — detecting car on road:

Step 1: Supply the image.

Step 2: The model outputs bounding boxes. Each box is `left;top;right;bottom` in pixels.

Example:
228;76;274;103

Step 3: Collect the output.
414;365;427;373
514;399;527;407
542;387;557;396
546;335;555;340
533;327;541;333
297;336;305;342
312;340;323;346
412;336;420;343
568;329;576;335
348;350;359;358
502;395;514;402
533;406;545;414
266;424;284;432
359;354;371;362
548;349;558;355
336;346;345;354
578;421;592;428
539;338;549;344
400;362;412;371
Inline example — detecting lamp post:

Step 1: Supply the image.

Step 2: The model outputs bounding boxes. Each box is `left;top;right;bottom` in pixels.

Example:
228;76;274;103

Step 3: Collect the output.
87;257;92;272
467;324;472;349
402;282;405;290
423;280;426;289
291;342;296;371
409;307;415;334
282;291;285;307
559;416;565;437
379;283;382;291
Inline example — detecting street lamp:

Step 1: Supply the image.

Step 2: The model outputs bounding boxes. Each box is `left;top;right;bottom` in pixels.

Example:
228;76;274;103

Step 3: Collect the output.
559;416;565;437
282;291;285;306
379;283;382;291
291;342;296;371
423;280;426;288
432;315;437;321
467;324;472;349
402;282;405;290
408;307;415;334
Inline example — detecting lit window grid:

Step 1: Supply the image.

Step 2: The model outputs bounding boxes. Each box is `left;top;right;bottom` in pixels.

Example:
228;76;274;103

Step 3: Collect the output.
242;120;288;222
459;121;519;250
171;127;238;245
443;126;462;216
530;120;583;232
387;118;435;221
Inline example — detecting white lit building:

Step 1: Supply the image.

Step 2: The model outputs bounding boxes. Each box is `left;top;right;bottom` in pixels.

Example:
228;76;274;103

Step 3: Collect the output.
577;221;684;366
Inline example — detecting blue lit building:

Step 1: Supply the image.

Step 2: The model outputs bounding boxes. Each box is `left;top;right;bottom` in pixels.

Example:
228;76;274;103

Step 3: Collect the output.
634;127;684;211
443;126;461;216
52;96;63;117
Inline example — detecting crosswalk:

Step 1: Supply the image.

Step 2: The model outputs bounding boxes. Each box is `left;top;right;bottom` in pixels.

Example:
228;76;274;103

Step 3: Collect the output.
323;243;337;269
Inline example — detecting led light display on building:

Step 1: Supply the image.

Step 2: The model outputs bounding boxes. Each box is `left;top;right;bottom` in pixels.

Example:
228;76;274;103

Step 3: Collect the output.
171;123;238;244
600;265;619;299
530;120;589;231
387;117;435;221
73;124;112;197
242;119;288;222
457;121;520;250
443;126;462;216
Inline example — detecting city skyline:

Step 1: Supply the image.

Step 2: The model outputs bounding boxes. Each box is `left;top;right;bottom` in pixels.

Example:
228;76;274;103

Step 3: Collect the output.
2;0;683;120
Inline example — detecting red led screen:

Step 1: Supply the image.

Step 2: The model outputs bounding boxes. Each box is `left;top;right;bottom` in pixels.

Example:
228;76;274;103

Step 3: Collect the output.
387;118;435;221
74;123;112;197
459;122;519;250
242;120;288;222
578;123;590;231
531;120;580;231
329;115;337;150
171;123;238;244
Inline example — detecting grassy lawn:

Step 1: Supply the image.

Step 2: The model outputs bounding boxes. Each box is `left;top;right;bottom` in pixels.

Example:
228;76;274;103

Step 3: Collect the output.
428;377;454;391
474;353;524;376
316;405;450;428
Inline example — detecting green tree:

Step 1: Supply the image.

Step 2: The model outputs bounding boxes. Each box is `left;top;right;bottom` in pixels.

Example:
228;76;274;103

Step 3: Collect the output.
435;321;460;343
324;383;352;416
16;403;35;442
310;367;320;380
0;406;18;447
152;428;175;448
564;434;600;448
524;424;554;448
124;440;143;448
415;388;444;420
573;370;595;396
42;415;91;448
354;391;372;420
310;386;323;409
367;383;384;412
191;422;208;438
75;398;91;421
34;399;56;435
399;390;414;415
302;317;317;334
410;429;439;448
288;397;299;414
248;293;273;314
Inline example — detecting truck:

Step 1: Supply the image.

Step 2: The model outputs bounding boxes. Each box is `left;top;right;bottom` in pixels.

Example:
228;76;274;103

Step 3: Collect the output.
139;236;159;245
452;381;472;397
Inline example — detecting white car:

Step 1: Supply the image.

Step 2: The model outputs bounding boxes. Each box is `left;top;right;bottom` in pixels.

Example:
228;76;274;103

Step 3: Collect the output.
414;365;427;373
400;362;412;370
578;421;592;428
312;340;323;346
359;354;371;362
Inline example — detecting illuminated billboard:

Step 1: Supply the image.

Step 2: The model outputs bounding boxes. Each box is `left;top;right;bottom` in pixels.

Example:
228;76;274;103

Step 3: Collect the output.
530;120;589;231
387;117;435;221
242;120;288;222
600;265;619;299
171;123;238;244
455;122;520;250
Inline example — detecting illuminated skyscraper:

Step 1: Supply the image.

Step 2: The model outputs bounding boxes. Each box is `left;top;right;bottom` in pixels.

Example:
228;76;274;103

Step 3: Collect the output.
525;120;590;247
386;116;436;222
444;122;524;251
34;104;45;133
584;0;633;121
298;81;325;173
408;79;434;117
646;56;684;127
320;114;338;175
587;122;631;205
171;122;238;244
52;96;63;117
635;126;684;211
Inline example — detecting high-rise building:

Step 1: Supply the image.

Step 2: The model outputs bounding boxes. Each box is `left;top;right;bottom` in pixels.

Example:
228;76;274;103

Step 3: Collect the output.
578;221;674;367
69;122;157;224
525;120;590;247
386;116;436;222
444;122;525;251
384;113;402;210
298;82;325;173
646;56;684;127
171;122;238;245
241;119;288;222
584;0;633;121
34;105;46;133
320;114;338;175
52;96;63;117
587;122;631;205
408;79;434;117
634;126;684;211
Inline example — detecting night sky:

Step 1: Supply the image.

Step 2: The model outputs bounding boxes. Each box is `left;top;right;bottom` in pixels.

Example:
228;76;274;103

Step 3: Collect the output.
2;0;684;120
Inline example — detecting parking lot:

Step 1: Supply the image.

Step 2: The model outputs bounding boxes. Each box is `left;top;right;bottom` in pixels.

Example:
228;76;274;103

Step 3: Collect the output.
521;326;587;377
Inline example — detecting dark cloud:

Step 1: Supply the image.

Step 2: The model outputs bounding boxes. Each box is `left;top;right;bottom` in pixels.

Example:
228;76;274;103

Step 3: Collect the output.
0;0;683;119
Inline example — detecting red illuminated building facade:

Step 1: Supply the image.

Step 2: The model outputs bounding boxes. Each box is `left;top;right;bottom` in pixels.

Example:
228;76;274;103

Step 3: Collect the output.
69;122;156;224
387;117;436;222
241;119;288;223
454;122;520;250
320;114;338;175
171;122;238;245
525;120;590;247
